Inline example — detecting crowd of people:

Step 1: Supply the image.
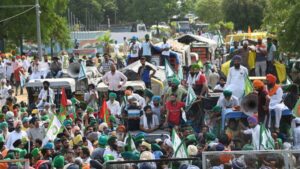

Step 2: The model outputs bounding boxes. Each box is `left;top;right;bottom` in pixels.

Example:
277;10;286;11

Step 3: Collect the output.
0;35;298;169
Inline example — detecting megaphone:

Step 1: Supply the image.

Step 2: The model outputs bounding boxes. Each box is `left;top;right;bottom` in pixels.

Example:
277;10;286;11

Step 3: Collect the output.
67;63;81;78
241;93;258;116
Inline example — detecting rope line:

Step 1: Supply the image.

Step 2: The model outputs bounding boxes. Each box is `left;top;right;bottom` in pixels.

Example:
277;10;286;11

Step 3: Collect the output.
0;6;36;23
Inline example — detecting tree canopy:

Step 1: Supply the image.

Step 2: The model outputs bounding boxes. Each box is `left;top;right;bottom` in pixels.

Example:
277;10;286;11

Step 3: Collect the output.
0;0;70;49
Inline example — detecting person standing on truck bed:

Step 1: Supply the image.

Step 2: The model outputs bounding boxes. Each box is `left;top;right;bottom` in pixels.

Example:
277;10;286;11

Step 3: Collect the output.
141;34;153;62
102;64;127;101
128;36;140;64
138;56;156;89
160;37;171;66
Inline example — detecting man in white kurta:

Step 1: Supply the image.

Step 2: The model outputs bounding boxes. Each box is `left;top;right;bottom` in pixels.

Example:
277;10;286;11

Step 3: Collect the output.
293;118;300;149
107;92;121;124
243;116;260;150
5;121;28;150
225;55;248;100
266;74;287;130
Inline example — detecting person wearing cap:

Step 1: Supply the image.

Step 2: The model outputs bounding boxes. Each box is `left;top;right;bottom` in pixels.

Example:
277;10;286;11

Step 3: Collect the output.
226;55;248;100
164;77;187;103
5;120;28;150
253;79;269;125
27;117;45;143
91;135;108;161
255;38;267;76
37;81;54;108
266;74;286;131
128;36;140;64
150;96;162;123
160;37;171;66
217;90;239;110
138;56;156;89
103;136;118;159
266;37;277;74
293;118;300;149
242;116;261;150
102;64;127;100
107;92;121;122
21;117;30;131
141;34;153;62
49;56;63;78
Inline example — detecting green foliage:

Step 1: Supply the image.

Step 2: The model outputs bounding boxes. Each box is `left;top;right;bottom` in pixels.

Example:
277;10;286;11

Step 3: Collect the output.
97;31;113;53
222;0;266;31
277;2;300;54
195;0;223;24
0;0;71;50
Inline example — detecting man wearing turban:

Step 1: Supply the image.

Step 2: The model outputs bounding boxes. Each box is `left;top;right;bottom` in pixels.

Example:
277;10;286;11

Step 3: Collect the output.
107;92;121;124
217;90;239;110
266;74;287;131
243;116;260;150
253;80;269;125
164;77;187;102
225;55;249;100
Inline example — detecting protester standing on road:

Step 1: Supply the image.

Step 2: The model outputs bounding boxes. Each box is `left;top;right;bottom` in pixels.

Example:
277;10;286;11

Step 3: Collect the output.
98;54;114;74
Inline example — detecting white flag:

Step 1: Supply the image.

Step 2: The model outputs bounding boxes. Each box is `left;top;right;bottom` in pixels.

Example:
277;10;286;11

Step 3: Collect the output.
165;59;175;78
78;61;87;80
172;129;188;158
42;116;62;146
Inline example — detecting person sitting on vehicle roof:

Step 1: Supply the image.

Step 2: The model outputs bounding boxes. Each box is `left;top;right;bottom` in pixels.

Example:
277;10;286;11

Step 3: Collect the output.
48;56;63;78
164;93;185;129
140;105;159;133
37;81;54;109
217;90;239;110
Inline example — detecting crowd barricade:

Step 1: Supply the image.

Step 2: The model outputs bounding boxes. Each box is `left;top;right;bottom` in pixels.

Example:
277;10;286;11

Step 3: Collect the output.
104;157;200;169
0;159;30;169
202;150;300;169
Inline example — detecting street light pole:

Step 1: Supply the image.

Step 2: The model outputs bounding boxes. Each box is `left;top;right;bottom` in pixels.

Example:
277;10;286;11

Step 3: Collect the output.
35;0;42;59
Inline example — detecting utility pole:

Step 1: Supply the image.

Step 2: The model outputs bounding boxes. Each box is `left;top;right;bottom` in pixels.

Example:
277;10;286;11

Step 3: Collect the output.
35;0;42;59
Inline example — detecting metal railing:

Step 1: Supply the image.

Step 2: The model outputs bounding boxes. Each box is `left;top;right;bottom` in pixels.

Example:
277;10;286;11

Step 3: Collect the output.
0;159;30;169
202;150;300;169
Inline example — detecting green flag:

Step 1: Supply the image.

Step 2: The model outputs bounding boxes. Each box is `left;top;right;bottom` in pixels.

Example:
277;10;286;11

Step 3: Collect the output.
259;124;275;150
172;129;188;158
293;98;300;117
125;133;136;152
185;86;197;110
42;115;62;146
244;76;253;96
178;65;183;81
165;58;175;78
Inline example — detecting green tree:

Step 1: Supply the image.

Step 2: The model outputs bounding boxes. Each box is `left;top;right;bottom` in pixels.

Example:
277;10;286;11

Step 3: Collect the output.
263;0;300;54
0;0;70;51
195;0;223;24
222;0;266;31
